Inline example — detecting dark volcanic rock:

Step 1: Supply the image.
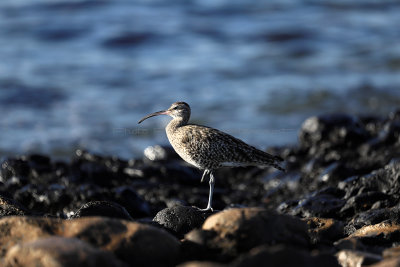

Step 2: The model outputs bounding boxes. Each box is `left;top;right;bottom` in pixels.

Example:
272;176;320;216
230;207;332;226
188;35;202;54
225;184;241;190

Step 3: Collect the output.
153;205;211;238
305;217;345;244
71;201;133;220
279;187;346;219
13;183;71;217
345;204;400;235
71;149;130;187
1;158;30;183
0;193;29;217
112;186;151;218
24;154;52;175
280;156;400;224
299;114;370;153
339;191;392;218
338;160;400;201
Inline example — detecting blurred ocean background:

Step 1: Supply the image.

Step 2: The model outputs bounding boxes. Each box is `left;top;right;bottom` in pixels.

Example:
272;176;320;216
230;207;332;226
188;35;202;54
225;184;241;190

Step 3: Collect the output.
1;0;400;159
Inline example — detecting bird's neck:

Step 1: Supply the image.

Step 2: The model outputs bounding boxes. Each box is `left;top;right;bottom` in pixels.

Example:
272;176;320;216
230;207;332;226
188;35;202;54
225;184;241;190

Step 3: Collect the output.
167;116;188;132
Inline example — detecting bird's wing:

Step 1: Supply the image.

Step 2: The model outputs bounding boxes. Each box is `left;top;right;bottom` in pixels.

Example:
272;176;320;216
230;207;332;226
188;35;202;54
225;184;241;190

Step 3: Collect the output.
179;124;283;169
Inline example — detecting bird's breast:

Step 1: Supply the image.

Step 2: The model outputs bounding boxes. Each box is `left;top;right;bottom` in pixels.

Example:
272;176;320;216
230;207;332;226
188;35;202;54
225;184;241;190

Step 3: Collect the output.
166;128;208;169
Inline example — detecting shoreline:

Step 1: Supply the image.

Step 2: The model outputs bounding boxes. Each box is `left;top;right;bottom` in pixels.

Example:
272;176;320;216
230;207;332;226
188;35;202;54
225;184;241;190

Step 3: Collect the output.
1;109;400;266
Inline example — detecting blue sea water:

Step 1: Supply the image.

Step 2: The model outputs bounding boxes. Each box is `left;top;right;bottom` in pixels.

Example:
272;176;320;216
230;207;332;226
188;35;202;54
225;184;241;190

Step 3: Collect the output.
0;0;400;159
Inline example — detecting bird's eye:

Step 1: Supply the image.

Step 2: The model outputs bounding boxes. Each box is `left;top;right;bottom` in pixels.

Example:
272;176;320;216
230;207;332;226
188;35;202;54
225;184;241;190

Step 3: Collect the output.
173;106;178;110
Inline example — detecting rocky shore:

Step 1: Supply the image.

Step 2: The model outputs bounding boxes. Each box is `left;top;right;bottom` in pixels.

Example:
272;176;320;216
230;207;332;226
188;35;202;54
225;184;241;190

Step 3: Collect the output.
1;110;400;266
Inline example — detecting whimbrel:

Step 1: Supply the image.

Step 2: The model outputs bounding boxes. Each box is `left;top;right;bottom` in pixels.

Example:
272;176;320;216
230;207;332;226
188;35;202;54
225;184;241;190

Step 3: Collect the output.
138;102;284;211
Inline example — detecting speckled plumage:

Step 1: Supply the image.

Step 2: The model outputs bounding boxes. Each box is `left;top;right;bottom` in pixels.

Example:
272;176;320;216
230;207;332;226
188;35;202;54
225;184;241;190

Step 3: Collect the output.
166;118;284;171
139;101;284;211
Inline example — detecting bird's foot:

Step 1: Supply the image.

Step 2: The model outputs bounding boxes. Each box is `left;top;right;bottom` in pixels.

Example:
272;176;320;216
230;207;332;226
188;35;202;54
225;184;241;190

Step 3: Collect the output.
192;206;214;212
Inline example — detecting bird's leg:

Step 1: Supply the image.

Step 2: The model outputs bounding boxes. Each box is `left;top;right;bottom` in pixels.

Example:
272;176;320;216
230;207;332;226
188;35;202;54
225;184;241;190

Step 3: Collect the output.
200;171;215;211
200;169;209;183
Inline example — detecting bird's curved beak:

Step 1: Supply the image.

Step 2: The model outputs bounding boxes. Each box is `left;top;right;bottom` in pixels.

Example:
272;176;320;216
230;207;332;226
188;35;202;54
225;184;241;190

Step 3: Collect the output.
138;110;169;124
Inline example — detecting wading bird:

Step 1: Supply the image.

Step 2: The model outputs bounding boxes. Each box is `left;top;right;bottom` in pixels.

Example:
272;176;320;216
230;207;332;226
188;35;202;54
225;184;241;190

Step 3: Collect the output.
138;102;284;211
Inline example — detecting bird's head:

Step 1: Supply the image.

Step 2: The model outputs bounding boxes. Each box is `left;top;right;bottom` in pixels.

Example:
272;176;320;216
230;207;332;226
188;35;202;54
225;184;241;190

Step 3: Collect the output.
138;101;191;124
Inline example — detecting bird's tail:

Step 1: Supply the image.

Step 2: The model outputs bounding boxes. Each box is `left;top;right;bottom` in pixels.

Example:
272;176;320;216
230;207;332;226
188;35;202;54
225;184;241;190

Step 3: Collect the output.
270;161;285;172
252;149;285;172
